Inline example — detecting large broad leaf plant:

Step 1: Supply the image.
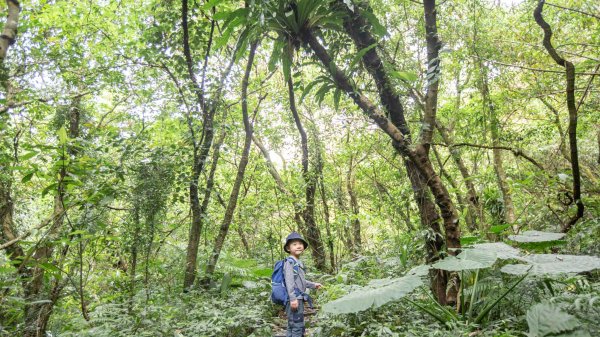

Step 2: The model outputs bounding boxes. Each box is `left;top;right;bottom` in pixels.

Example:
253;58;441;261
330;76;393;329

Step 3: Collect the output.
320;232;600;335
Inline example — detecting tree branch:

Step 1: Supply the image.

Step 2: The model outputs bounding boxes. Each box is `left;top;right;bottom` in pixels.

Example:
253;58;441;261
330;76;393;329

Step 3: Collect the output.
545;2;600;20
436;142;544;170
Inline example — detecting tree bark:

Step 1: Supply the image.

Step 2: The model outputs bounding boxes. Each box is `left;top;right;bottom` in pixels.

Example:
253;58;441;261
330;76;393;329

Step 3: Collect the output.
318;169;335;270
23;101;80;337
436;123;483;231
478;63;516;229
202;41;259;286
346;155;361;253
287;76;326;271
534;1;584;232
303;28;460;303
181;0;237;290
0;0;20;90
314;127;335;270
183;128;226;289
331;0;459;304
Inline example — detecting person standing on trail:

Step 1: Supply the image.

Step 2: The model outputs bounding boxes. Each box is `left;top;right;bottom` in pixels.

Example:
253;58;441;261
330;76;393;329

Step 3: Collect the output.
283;232;322;337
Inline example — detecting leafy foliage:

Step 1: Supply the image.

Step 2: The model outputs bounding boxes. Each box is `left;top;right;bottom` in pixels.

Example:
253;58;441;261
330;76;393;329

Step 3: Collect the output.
501;254;600;276
322;275;423;314
526;302;591;337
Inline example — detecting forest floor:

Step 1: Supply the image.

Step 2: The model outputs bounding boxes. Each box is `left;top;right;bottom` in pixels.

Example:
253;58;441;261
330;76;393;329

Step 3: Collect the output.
271;306;318;337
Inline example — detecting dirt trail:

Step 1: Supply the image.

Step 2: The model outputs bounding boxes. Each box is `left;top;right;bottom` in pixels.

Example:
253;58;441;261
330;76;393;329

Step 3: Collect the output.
272;307;317;337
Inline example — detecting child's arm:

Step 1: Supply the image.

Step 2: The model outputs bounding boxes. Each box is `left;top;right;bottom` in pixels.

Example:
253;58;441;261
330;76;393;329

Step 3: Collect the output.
283;260;297;303
307;281;323;289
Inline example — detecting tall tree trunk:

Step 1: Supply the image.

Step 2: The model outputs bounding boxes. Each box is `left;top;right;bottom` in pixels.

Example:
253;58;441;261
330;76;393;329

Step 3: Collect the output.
202;41;259;286
436;123;483;231
534;1;584;232
0;0;20;90
183;128;227;289
335;181;354;252
303;28;461;302
181;0;236;290
346;155;361;253
0;0;20;61
23;101;80;337
287;76;326;270
0;0;22;266
318;172;335;270
314;128;335;270
478;64;516;229
432;146;467;220
0;180;23;261
129;207;140;313
331;0;459;304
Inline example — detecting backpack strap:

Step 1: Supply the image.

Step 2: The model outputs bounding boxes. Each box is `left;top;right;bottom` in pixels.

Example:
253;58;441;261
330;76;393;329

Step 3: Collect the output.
285;257;301;278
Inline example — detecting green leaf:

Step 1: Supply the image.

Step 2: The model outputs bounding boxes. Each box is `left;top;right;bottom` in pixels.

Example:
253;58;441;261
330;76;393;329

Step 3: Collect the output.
21;171;35;183
390;71;418;83
202;0;221;11
322;275;423;314
433;256;484;271
268;40;283;72
39;262;61;275
26;300;53;306
314;83;333;106
221;8;248;29
282;52;292;81
527;302;590;337
489;223;511;234
300;77;325;103
20;151;39;161
470;242;522;260
501;254;600;276
58;126;68;145
333;88;341;111
350;43;377;70
460;235;479;245
361;10;387;37
509;231;566;243
433;249;497;271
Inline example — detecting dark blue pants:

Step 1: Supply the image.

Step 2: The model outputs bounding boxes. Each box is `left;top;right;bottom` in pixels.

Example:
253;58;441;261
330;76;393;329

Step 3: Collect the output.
285;300;305;337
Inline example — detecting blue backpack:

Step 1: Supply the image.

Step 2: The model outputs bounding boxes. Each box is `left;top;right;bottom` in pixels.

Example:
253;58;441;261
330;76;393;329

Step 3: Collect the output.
271;257;298;305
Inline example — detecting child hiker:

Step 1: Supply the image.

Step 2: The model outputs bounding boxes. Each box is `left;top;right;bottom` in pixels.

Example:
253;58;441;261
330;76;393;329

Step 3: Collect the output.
283;232;322;337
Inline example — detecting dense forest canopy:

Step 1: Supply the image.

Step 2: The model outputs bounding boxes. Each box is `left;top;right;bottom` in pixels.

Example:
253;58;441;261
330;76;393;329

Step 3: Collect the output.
1;0;599;336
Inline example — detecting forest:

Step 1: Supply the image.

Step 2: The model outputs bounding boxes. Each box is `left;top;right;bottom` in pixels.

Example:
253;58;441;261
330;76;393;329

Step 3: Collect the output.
1;0;599;336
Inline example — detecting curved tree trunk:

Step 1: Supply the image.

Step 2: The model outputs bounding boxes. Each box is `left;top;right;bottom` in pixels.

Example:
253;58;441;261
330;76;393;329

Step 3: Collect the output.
287;76;326;270
202;41;259;286
534;1;584;232
302;28;461;303
329;0;459;304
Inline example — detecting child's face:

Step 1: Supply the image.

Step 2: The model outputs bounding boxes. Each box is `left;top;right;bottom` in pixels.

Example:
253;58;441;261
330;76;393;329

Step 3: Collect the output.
288;240;305;255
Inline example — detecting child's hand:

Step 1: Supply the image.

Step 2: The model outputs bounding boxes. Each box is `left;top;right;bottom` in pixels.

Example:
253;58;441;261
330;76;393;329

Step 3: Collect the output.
290;299;299;311
314;283;323;289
